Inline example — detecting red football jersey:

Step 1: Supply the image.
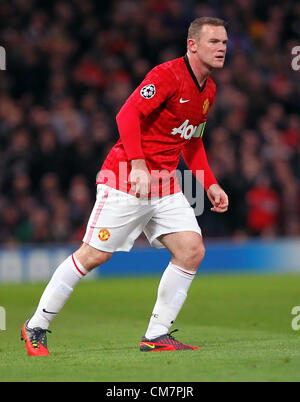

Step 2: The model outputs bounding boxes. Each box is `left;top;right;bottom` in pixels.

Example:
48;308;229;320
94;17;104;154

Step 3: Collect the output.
97;55;216;196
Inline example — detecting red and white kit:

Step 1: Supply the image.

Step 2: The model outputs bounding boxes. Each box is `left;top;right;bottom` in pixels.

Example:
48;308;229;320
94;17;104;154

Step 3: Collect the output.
83;55;218;252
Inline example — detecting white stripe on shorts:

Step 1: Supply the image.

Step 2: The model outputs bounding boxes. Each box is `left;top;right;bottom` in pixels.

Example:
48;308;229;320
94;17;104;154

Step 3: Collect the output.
85;187;111;244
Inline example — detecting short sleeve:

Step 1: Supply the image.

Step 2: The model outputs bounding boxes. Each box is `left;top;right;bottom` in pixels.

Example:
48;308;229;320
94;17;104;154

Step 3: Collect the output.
126;65;178;117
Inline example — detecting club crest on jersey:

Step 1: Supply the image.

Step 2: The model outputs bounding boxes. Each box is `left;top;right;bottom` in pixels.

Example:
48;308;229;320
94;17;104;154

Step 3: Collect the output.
171;119;206;140
140;84;156;99
98;228;110;241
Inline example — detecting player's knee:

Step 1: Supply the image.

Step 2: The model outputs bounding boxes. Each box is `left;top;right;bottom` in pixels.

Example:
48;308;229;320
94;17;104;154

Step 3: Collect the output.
75;243;112;271
177;240;205;270
90;250;112;269
187;242;205;269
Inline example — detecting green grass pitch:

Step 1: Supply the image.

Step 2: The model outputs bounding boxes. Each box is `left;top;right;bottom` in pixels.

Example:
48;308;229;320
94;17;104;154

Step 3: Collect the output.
1;273;300;382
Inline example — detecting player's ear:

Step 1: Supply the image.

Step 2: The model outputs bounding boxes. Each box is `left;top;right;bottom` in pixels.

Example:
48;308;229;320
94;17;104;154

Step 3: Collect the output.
187;38;197;53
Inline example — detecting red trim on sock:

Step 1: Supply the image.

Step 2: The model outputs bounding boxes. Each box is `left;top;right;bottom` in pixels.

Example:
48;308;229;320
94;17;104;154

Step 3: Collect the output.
176;267;196;276
72;254;86;276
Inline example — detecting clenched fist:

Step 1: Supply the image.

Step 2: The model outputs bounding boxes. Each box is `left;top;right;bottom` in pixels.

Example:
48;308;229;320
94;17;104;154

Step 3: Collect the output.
129;159;151;198
207;183;229;213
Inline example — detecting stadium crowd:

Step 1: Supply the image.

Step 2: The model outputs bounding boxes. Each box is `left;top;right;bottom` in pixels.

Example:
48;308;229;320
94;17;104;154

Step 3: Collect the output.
0;0;300;245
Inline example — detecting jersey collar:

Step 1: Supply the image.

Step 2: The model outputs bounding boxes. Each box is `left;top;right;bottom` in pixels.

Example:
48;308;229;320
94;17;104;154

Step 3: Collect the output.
183;54;207;93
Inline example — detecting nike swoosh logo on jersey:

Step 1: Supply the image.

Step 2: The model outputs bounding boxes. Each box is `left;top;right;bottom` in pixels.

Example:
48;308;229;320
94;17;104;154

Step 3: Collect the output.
43;308;58;315
179;98;190;103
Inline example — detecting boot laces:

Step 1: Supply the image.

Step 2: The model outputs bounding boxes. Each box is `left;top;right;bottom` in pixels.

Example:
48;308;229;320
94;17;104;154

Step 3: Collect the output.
167;329;179;341
31;327;51;348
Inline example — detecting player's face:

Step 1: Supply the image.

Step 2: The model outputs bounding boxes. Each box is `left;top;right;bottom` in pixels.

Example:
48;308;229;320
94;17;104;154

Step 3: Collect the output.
193;25;228;69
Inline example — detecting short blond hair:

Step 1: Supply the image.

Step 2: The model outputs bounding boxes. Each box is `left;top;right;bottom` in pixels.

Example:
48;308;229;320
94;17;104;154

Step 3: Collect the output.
188;17;227;40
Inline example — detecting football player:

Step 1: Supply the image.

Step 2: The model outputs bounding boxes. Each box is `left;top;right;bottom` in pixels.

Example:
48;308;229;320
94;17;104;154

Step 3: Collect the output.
21;17;229;355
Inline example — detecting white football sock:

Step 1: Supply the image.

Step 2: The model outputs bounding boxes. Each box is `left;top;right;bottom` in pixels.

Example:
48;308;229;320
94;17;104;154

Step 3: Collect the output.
28;254;88;330
145;262;196;339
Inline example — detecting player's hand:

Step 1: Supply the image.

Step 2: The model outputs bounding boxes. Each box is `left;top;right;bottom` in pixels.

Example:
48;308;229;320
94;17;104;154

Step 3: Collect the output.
207;184;229;213
129;159;151;198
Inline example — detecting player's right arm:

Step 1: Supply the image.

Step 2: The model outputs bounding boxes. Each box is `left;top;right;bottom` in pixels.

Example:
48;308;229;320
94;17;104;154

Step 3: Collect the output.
116;103;149;197
116;65;178;197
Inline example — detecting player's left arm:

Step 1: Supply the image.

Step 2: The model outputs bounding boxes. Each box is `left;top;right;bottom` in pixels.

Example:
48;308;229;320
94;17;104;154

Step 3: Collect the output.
206;183;229;213
182;137;229;213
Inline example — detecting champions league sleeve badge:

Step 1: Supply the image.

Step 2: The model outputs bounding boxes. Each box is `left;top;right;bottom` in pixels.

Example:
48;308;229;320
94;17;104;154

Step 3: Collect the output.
140;84;156;99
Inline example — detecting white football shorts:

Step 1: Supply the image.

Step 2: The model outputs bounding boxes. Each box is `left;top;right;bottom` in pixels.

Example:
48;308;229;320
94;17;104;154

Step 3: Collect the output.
82;184;202;252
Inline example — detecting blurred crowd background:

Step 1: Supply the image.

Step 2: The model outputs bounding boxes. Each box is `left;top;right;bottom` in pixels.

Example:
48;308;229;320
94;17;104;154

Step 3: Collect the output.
0;0;299;245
